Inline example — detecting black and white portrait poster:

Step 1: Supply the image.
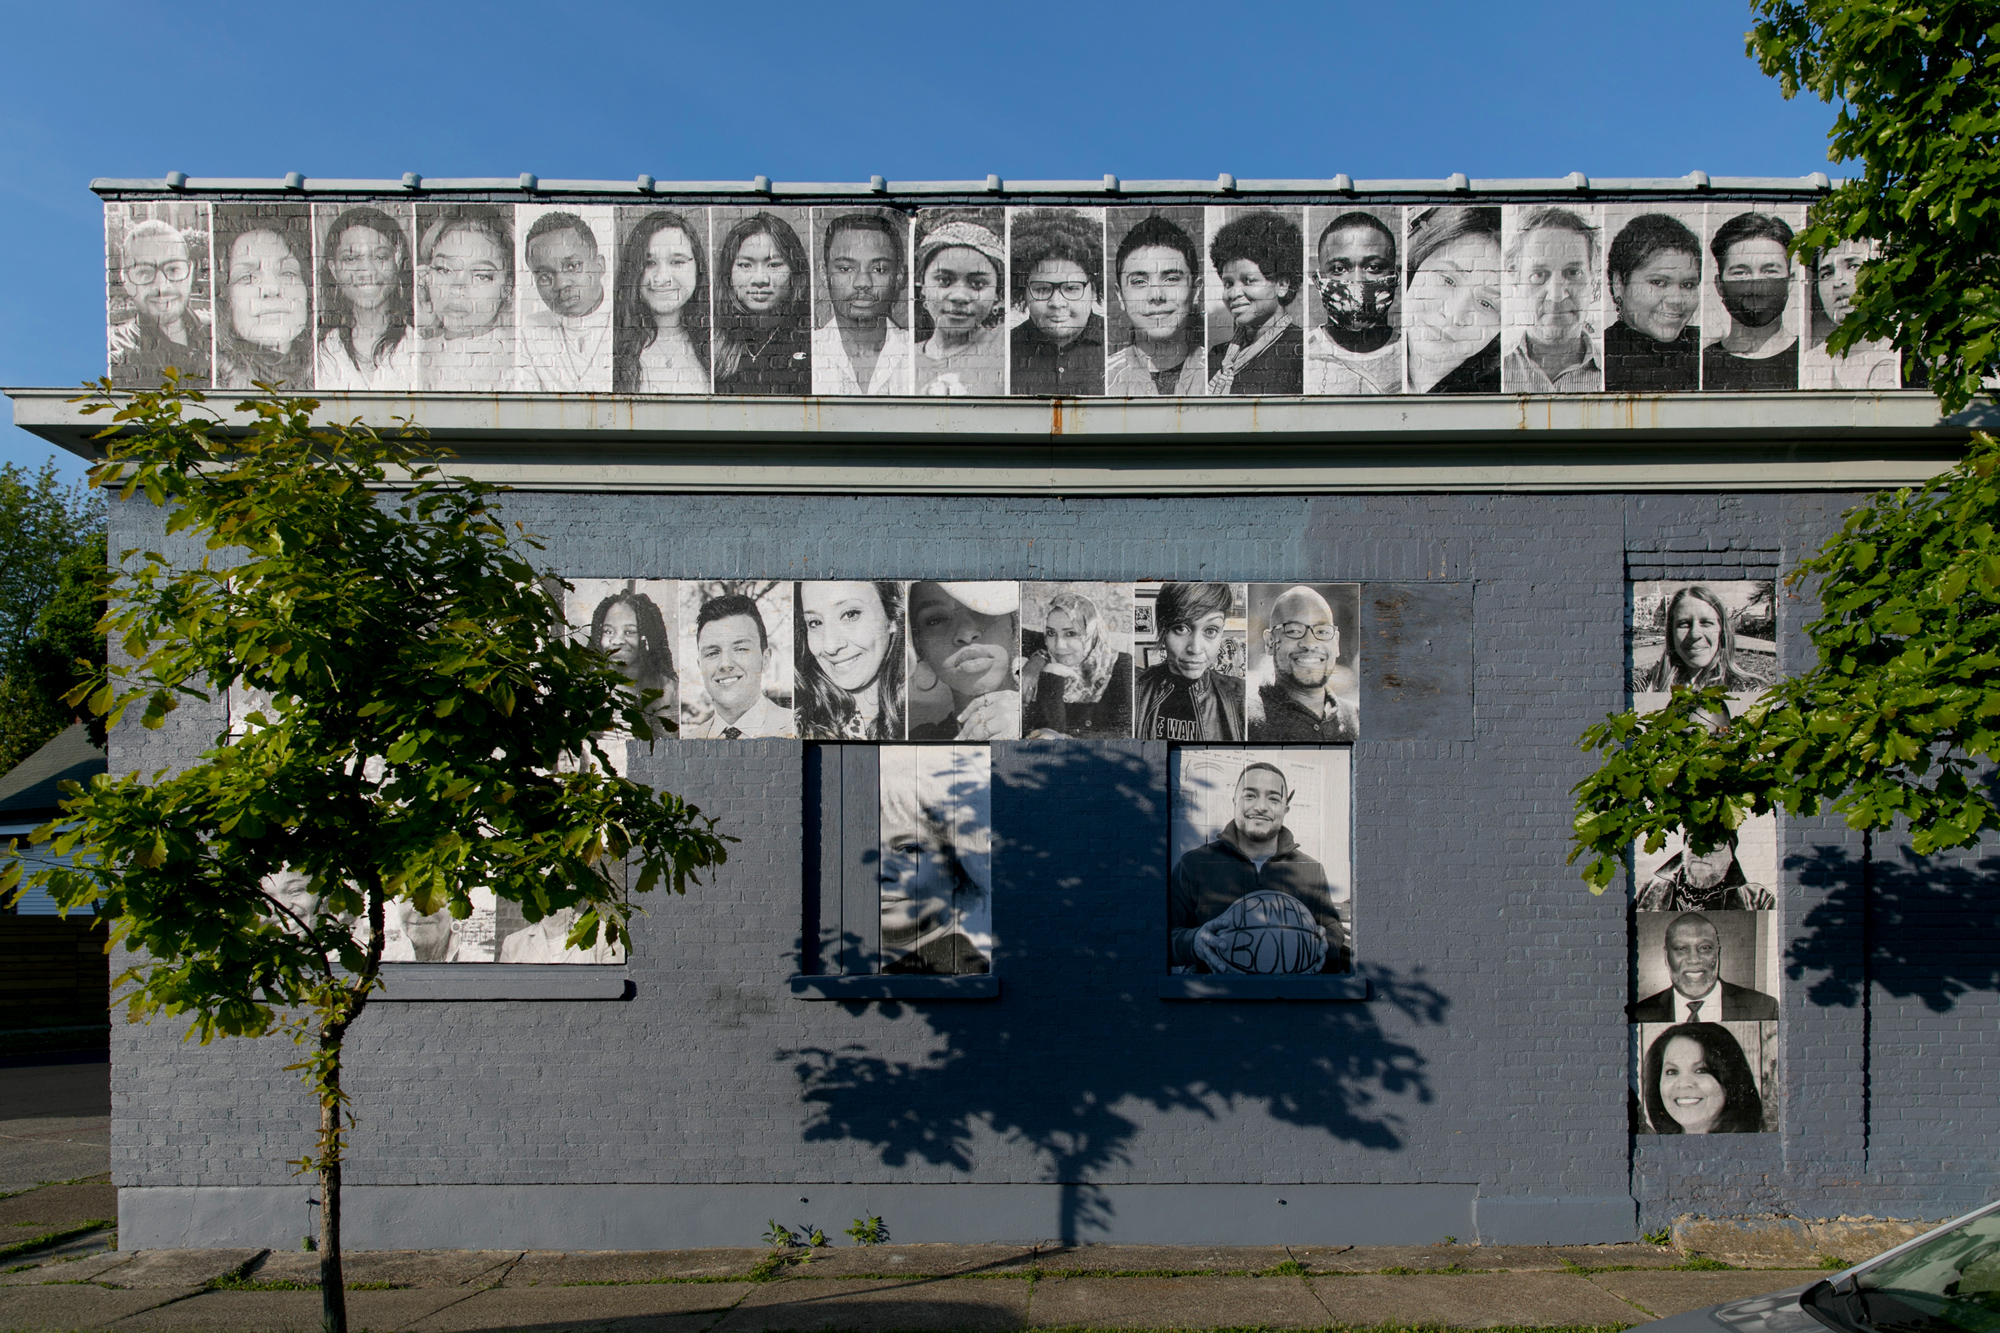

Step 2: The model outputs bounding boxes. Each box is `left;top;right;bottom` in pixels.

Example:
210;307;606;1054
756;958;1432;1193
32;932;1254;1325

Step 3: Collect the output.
567;578;679;735
711;205;812;395
415;203;516;392
493;892;626;965
1246;582;1360;742
381;888;498;963
312;201;416;393
1500;203;1606;393
1633;1020;1777;1134
1403;206;1503;393
812;208;914;395
212;204;314;392
1304;205;1404;395
1105;207;1206;396
1629;579;1776;708
1008;208;1106;397
1168;748;1352;975
1134;582;1247;742
1631;910;1778;1021
1203;206;1305;395
1602;204;1705;393
677;580;796;739
878;745;993;976
1700;203;1807;392
914;208;1007;396
106;201;213;389
795;580;907;741
906;581;1021;741
1801;237;1902;390
1633;816;1778;913
516;204;614;393
1020;581;1134;739
613;206;712;394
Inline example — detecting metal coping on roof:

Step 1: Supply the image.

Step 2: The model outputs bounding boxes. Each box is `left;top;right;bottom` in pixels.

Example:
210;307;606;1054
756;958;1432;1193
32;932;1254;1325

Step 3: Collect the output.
90;172;1837;199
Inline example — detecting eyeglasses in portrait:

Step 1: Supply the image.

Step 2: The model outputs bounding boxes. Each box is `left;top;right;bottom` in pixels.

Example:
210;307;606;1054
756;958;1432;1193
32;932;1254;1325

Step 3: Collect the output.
1008;208;1107;398
1168;748;1352;976
1245;582;1360;743
106;201;213;390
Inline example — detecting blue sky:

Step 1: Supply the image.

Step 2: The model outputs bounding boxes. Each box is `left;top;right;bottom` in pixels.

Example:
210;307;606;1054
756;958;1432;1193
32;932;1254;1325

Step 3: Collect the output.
0;0;1838;484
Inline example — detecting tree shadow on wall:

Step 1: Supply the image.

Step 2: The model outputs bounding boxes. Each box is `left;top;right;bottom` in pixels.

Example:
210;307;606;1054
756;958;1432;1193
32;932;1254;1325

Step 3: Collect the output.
786;741;1448;1244
1786;839;2000;1012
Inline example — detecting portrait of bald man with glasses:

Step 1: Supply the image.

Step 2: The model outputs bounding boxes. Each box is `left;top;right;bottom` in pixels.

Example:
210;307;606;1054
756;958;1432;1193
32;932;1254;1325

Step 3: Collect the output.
1247;582;1361;742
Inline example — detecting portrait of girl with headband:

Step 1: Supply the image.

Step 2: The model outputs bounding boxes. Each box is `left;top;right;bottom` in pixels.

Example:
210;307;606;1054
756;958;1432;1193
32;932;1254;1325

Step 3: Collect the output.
914;209;1007;396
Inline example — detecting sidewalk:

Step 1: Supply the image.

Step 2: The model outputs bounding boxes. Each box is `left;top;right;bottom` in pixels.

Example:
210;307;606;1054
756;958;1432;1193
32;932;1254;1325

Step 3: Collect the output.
1;1236;1835;1331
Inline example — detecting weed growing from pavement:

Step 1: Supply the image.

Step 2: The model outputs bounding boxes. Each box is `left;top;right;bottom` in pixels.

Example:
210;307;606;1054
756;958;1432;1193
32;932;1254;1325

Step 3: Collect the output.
1642;1228;1673;1247
1818;1254;1850;1269
1671;1256;1735;1270
0;1221;114;1264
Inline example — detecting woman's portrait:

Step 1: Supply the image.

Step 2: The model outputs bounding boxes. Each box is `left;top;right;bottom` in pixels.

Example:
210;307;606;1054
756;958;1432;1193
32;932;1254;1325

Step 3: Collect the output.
1021;582;1135;739
795;580;906;740
613;208;711;394
1500;205;1604;393
1802;238;1900;390
1404;207;1503;393
1638;1021;1773;1134
313;203;415;391
914;209;1007;396
906;581;1020;740
106;201;213;389
415;204;515;391
1104;208;1206;396
1303;206;1404;396
498;902;626;964
878;745;994;976
380;889;497;963
1205;208;1304;395
213;204;314;391
1603;209;1704;392
711;207;811;395
1630;581;1776;697
1134;581;1246;742
1702;208;1802;392
1009;208;1106;397
569;579;678;732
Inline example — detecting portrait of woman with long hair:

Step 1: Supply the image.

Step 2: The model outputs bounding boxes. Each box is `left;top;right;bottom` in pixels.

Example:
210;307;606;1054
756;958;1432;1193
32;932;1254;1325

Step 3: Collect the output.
1641;1022;1768;1134
1022;586;1134;738
613;208;710;394
314;205;415;391
1404;206;1502;393
589;586;677;727
795;580;906;740
416;205;515;391
214;205;314;391
712;209;811;395
1632;584;1772;694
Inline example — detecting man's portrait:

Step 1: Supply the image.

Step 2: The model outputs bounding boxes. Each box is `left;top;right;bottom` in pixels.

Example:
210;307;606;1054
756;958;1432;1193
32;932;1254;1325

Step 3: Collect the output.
380;890;497;963
1499;204;1605;394
812;207;913;395
1168;749;1351;975
1304;206;1404;395
106;201;213;388
1008;208;1107;397
1246;583;1360;742
1701;205;1805;392
516;204;614;392
498;903;626;964
677;581;796;739
1629;910;1778;1022
1104;207;1206;396
1634;815;1779;912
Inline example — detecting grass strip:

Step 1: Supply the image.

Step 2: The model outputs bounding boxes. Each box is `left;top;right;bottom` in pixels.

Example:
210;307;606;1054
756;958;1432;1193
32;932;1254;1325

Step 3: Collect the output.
0;1221;112;1264
205;1275;406;1292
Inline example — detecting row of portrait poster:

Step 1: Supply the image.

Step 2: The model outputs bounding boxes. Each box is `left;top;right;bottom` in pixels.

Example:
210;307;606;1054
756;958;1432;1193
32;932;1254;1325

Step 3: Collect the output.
256;872;626;967
562;578;1361;744
105;200;1903;399
1626;578;1781;1134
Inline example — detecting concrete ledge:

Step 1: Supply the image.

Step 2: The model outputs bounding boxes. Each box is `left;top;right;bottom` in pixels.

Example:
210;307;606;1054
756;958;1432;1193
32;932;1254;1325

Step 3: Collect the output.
788;974;999;1001
1473;1195;1638;1245
1158;976;1370;1001
371;964;630;1002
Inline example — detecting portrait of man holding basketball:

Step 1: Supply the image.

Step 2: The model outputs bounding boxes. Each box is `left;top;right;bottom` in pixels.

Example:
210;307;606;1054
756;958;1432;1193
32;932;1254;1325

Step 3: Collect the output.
1168;757;1352;975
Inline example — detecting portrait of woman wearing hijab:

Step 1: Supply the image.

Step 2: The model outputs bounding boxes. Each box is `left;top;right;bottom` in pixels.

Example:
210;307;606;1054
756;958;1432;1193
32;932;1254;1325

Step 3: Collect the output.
712;210;811;395
1403;207;1502;393
213;206;314;391
590;587;677;728
1604;212;1703;392
314;205;415;391
1206;210;1304;395
1802;238;1900;390
1631;584;1772;695
1641;1022;1768;1134
416;206;515;391
795;580;906;740
1022;587;1134;739
914;211;1007;396
613;209;711;394
1703;211;1800;392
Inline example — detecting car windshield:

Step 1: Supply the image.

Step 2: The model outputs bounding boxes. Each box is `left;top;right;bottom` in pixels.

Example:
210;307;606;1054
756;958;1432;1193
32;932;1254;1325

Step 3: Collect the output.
1806;1206;2000;1332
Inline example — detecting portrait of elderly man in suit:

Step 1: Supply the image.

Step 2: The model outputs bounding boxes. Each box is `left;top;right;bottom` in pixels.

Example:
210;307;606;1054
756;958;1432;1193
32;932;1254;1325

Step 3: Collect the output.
1628;911;1778;1022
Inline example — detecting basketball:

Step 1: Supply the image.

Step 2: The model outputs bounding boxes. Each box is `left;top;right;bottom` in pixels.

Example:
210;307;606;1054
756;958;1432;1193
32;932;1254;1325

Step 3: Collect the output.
1204;889;1327;974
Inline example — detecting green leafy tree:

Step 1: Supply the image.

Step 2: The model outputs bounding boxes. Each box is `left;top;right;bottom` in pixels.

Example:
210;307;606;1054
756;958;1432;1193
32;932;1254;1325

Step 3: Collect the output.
1574;2;2000;882
2;382;731;1333
1749;0;2000;413
0;459;105;770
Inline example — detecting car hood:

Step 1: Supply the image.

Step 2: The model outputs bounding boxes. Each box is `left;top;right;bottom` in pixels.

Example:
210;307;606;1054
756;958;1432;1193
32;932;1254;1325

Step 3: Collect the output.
1631;1283;1821;1332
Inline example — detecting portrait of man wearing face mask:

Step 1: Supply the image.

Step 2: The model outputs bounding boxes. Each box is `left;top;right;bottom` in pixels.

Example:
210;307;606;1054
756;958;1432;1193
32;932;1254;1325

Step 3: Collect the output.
1702;211;1801;392
1304;211;1404;395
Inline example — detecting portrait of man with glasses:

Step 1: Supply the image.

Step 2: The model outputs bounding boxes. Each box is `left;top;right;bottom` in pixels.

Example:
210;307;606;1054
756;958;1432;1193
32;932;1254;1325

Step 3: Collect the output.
1009;208;1106;397
106;202;213;388
1247;582;1361;742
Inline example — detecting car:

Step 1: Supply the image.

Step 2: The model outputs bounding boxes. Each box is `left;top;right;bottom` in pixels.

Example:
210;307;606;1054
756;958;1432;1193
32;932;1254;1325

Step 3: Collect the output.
1629;1197;2000;1331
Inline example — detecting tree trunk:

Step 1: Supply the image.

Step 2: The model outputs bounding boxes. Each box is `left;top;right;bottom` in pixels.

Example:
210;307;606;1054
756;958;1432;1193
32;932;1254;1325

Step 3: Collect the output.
318;1034;347;1333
